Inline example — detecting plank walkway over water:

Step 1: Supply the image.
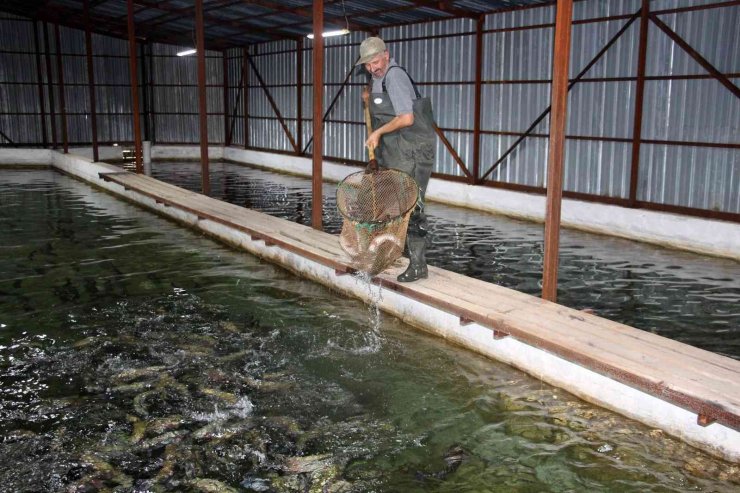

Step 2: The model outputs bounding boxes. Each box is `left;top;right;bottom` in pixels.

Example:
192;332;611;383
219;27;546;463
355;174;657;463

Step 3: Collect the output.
100;170;740;432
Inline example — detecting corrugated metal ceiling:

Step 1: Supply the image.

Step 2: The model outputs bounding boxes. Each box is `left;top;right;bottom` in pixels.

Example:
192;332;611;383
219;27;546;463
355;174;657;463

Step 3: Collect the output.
0;0;551;49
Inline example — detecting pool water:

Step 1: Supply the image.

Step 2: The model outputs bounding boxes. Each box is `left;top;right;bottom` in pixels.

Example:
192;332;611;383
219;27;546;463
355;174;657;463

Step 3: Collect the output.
149;161;740;361
0;169;738;492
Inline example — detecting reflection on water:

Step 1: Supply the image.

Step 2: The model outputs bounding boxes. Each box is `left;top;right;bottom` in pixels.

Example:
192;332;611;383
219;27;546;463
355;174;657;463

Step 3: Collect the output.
1;170;738;492
148;161;740;360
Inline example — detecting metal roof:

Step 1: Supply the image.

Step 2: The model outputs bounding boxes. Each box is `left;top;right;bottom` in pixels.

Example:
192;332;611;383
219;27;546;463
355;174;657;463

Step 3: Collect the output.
0;0;552;49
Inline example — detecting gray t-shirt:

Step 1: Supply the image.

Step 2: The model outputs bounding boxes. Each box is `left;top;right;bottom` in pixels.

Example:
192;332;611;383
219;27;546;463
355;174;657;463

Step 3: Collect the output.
371;59;416;116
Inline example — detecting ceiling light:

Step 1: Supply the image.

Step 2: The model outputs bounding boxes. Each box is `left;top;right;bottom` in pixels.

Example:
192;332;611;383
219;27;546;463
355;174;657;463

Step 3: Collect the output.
307;28;350;40
176;48;197;57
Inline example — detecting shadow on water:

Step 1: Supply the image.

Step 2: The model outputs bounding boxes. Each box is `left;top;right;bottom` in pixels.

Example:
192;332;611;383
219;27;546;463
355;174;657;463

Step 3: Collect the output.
148;161;740;361
1;170;739;492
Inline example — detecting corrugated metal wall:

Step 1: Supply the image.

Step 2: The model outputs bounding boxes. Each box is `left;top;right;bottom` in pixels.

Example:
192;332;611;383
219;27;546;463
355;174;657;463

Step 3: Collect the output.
1;1;737;216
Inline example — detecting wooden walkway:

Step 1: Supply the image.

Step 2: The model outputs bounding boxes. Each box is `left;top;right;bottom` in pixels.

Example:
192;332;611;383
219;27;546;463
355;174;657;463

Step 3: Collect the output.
100;170;740;433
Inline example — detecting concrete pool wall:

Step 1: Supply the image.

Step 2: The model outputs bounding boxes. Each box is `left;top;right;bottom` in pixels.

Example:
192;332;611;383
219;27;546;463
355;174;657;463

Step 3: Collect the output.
2;147;740;463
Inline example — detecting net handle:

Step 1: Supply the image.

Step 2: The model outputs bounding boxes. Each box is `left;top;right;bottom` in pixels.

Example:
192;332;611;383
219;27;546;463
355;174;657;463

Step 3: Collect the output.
363;101;376;161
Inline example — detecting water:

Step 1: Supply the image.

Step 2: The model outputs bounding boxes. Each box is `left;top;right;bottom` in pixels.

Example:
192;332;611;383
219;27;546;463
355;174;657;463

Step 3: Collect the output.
146;161;740;361
1;169;738;492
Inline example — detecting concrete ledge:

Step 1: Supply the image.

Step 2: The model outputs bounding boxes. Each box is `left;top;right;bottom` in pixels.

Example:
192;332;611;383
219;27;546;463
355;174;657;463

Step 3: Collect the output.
0;148;52;166
45;151;740;463
153;145;224;160
223;147;740;261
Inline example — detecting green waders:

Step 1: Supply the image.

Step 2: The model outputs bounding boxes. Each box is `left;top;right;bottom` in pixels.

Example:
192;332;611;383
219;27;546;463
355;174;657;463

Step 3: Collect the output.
369;66;436;282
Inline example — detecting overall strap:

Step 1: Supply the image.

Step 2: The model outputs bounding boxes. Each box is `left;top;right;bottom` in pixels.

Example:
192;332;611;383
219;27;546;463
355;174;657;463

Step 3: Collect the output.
381;65;422;98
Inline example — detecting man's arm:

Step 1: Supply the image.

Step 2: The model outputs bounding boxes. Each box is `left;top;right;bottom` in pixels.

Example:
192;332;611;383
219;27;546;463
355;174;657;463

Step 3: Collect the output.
366;113;414;149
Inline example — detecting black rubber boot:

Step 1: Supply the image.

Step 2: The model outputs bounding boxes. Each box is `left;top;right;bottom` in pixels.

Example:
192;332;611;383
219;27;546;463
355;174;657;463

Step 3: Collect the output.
397;236;428;282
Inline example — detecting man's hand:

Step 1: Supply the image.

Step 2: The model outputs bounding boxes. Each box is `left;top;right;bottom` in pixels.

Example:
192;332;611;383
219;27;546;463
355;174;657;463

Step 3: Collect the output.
365;130;381;150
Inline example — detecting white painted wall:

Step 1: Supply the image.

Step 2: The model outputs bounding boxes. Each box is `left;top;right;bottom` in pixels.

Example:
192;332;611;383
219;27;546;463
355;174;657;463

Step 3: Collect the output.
223;147;740;261
152;145;224;160
0;148;52;165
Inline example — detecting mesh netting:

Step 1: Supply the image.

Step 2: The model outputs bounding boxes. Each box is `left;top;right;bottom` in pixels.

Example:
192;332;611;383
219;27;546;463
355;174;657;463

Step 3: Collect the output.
337;169;419;275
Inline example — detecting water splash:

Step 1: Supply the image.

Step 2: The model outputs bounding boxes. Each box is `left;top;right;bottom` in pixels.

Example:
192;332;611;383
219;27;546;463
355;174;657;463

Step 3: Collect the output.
351;271;384;353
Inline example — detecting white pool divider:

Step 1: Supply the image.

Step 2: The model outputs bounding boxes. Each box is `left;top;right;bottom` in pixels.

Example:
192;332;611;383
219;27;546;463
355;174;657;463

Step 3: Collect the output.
1;148;739;462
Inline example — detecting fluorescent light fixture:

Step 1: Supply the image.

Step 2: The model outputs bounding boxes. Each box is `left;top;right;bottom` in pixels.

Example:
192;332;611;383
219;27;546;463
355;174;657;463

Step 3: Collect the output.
176;48;197;57
307;28;349;39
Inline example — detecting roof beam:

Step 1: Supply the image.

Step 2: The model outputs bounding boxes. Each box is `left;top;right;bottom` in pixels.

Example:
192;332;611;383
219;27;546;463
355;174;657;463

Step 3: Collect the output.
410;1;479;19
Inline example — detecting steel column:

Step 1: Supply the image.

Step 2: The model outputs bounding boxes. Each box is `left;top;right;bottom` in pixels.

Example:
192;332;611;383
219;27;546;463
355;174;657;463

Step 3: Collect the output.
472;15;484;183
542;0;573;303
84;0;99;162
32;22;48;148
54;24;68;154
311;0;324;230
195;0;210;194
126;0;143;173
140;42;151;141
223;51;229;145
226;56;246;145
243;47;249;148
296;38;303;153
629;0;650;206
42;22;57;148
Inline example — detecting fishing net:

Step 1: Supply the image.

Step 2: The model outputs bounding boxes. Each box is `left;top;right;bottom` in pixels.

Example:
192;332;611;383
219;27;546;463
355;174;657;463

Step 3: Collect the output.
336;169;419;275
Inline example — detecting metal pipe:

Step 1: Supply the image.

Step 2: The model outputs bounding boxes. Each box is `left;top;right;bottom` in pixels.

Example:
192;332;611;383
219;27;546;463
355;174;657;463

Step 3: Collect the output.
195;0;210;194
311;0;324;230
243;46;249;148
127;0;143;173
542;0;573;303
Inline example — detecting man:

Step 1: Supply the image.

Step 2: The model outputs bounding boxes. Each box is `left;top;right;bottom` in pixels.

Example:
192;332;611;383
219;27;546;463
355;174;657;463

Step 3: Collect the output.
357;37;436;282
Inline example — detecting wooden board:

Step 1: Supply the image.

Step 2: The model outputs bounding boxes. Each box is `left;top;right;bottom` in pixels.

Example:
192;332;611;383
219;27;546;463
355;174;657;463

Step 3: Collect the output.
99;171;740;431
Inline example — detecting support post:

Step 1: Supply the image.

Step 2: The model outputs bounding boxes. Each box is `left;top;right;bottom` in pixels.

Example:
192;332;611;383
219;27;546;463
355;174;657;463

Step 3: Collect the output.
472;15;484;183
296;38;303;153
629;0;650;206
195;0;210;195
33;21;48;148
243;47;249;148
223;51;229;146
127;0;143;174
84;0;99;162
311;0;324;230
43;22;57;148
140;42;151;142
541;0;573;303
54;24;69;154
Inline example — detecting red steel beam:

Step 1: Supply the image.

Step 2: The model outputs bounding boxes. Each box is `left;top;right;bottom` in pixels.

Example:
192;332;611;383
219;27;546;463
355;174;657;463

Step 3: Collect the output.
472;14;484;183
649;13;740;100
127;0;143;174
296;37;303;152
311;0;324;231
629;0;650;206
223;51;229;146
479;9;640;182
243;47;249;148
542;0;573;303
32;21;48;148
84;0;99;162
42;22;57;148
195;0;210;194
246;53;299;153
54;23;68;153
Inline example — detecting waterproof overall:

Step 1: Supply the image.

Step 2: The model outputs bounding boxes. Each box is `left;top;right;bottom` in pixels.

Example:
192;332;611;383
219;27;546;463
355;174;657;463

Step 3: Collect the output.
369;66;436;280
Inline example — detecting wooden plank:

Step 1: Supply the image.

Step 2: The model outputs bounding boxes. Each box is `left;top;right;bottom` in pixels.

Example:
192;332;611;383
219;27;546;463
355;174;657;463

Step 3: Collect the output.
97;170;740;429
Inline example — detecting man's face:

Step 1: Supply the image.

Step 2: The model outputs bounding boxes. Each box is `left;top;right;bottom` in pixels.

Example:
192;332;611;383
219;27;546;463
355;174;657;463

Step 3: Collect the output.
364;50;390;79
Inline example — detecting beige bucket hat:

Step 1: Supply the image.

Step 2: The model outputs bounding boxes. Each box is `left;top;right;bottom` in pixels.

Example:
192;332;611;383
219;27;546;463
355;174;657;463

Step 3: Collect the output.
356;37;386;65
